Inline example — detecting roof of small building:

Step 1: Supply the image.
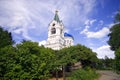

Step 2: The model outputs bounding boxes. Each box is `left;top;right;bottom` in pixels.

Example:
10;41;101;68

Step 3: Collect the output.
64;32;74;39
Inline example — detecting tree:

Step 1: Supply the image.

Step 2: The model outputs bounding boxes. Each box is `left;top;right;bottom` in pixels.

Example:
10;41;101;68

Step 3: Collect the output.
108;10;120;73
108;10;120;51
0;45;18;79
108;24;120;51
115;47;120;73
66;44;98;68
54;44;98;80
0;41;55;80
114;10;120;23
54;48;73;80
0;27;14;48
96;56;115;70
16;41;55;79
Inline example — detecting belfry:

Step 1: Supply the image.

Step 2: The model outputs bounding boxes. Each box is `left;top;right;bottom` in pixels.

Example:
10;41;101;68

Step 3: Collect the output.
45;11;74;50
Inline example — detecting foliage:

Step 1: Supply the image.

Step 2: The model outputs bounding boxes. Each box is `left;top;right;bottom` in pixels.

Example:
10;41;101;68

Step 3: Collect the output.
96;57;115;70
108;23;120;51
55;44;98;70
53;44;98;80
115;47;120;73
67;67;99;80
68;44;98;68
108;10;120;73
108;10;120;51
0;26;98;79
0;45;18;79
114;10;120;23
0;27;14;48
0;41;55;80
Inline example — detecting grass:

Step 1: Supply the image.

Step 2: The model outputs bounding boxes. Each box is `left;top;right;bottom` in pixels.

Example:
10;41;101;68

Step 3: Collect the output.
49;67;99;80
67;67;99;80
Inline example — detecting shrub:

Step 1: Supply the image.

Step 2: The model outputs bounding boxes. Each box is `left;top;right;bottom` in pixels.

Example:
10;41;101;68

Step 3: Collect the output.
68;68;99;80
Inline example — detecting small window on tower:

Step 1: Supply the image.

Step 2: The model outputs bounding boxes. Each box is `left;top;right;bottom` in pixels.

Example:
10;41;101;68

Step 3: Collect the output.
52;23;55;26
60;29;62;34
51;28;56;34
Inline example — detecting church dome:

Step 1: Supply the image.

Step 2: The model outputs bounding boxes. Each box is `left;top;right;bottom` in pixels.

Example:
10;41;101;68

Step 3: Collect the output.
64;32;74;39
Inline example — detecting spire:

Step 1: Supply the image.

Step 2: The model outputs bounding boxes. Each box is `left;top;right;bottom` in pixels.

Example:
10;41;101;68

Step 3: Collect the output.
54;10;60;23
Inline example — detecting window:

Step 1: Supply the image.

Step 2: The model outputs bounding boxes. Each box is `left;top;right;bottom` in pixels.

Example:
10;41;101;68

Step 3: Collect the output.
67;40;69;43
52;23;55;26
51;28;56;34
60;29;62;34
64;40;66;44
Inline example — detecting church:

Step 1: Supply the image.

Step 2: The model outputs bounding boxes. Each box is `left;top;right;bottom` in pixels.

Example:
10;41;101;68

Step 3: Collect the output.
45;11;74;50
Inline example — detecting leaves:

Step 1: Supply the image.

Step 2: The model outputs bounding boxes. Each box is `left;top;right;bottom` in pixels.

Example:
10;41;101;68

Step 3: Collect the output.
114;10;120;23
115;47;120;72
108;10;120;51
55;44;98;68
108;10;120;73
108;23;120;51
0;41;55;79
0;29;98;79
0;27;14;48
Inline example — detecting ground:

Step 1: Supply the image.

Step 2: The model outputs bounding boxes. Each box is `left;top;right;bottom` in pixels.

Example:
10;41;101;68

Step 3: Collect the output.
49;70;120;80
97;70;120;80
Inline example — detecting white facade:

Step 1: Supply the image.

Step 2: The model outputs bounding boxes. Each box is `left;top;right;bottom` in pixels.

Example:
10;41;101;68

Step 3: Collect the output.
64;36;74;47
45;11;74;50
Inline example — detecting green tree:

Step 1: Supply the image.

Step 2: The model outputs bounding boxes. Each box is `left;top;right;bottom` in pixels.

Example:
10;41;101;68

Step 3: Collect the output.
108;10;120;51
68;44;98;68
0;41;55;80
0;27;14;48
54;44;98;80
96;57;115;70
16;41;55;79
108;10;120;72
0;45;18;79
108;24;120;51
114;10;120;23
115;47;120;73
54;48;73;80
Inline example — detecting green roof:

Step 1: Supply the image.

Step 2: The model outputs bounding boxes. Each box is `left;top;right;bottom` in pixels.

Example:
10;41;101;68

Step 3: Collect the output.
54;11;60;23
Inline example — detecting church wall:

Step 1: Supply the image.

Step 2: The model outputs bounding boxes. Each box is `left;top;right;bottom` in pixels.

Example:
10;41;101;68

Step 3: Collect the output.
45;11;74;50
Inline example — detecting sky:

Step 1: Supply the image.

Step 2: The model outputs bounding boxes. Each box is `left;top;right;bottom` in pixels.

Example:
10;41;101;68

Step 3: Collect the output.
0;0;120;58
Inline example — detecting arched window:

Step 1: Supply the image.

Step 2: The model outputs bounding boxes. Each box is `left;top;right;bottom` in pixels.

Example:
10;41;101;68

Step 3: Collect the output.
60;29;62;34
52;23;55;26
51;28;56;34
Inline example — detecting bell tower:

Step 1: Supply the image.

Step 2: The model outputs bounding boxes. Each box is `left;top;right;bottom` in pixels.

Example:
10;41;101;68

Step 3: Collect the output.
46;11;65;50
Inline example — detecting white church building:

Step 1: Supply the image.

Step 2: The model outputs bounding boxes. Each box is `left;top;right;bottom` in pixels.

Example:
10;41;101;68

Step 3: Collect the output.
45;11;74;50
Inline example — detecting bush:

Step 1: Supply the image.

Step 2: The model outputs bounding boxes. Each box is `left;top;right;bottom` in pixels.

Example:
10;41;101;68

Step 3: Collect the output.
115;47;120;73
68;67;99;80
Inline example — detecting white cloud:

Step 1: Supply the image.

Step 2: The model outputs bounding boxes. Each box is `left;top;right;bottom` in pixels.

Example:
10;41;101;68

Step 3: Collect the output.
86;27;109;38
92;45;115;59
108;23;115;28
99;20;104;25
81;19;110;38
90;19;97;25
0;0;96;42
84;19;90;25
39;40;46;46
84;19;96;25
64;28;69;33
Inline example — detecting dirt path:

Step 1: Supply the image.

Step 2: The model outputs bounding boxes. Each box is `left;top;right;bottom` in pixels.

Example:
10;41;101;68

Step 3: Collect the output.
97;70;120;80
49;70;120;80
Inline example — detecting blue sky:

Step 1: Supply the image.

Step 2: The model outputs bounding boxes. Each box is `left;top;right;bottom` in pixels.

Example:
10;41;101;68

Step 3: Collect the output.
0;0;120;58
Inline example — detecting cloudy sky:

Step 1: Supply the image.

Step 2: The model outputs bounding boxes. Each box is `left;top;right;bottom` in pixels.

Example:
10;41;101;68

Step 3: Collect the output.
0;0;120;58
